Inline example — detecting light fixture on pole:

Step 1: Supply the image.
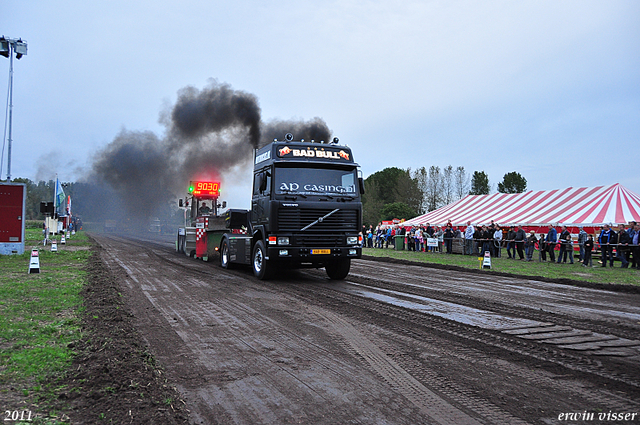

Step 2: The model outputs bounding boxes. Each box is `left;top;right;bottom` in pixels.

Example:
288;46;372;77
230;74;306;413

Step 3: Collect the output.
1;36;28;181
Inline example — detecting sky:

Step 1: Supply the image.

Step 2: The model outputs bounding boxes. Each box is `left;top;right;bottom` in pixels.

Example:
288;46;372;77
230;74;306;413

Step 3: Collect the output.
1;0;639;210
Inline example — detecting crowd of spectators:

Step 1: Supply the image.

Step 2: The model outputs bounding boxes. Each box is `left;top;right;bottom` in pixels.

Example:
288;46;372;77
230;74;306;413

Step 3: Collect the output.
362;221;640;269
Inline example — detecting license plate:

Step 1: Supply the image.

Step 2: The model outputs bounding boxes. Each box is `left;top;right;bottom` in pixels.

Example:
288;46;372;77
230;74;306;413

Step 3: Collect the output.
311;249;331;255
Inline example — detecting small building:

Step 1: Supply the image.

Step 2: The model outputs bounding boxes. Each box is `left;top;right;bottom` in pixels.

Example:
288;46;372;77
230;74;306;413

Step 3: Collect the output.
0;182;26;255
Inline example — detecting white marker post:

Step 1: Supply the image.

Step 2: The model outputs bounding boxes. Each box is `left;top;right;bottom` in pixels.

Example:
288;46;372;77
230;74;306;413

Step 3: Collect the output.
28;249;40;273
482;251;492;269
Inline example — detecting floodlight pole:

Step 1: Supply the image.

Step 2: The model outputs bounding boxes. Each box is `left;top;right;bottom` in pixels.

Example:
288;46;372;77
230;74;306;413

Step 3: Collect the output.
7;48;14;181
1;37;27;181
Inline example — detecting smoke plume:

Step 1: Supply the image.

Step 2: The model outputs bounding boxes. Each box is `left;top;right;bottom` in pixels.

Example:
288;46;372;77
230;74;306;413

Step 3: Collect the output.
83;80;332;227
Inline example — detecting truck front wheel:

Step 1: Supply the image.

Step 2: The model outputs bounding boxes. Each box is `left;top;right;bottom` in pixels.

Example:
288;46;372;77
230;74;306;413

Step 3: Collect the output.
220;239;233;269
326;258;351;280
252;240;274;280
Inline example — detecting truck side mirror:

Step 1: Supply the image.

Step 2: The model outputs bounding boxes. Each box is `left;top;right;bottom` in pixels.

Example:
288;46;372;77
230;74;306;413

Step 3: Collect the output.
222;201;227;208
179;199;184;207
358;177;365;195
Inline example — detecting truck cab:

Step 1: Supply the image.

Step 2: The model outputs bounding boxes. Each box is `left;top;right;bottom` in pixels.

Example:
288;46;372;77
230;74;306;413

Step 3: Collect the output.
220;134;364;280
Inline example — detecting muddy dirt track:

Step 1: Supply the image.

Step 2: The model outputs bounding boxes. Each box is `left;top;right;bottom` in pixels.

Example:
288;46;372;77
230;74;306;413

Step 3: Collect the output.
90;233;640;424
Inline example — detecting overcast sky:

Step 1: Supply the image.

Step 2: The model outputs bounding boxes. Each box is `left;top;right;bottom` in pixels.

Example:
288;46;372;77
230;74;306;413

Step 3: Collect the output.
2;0;639;209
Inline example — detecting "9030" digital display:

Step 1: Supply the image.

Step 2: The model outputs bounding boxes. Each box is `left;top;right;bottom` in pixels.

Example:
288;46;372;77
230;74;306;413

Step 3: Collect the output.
189;181;220;197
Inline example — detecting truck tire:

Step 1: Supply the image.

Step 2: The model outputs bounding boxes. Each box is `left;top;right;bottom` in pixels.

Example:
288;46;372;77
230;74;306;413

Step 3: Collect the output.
220;239;233;269
177;233;185;254
252;240;274;280
325;258;351;280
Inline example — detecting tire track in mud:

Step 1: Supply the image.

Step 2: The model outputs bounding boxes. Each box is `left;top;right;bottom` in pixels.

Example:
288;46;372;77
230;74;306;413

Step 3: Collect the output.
306;305;526;425
295;273;640;391
294;277;640;394
347;261;640;340
328;261;640;360
372;320;639;422
215;293;526;424
98;235;531;423
93;234;433;424
335;279;640;358
93;234;640;423
284;277;640;421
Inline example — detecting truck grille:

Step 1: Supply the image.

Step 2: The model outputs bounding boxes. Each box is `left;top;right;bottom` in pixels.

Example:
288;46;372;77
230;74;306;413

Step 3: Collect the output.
277;208;359;234
294;234;344;247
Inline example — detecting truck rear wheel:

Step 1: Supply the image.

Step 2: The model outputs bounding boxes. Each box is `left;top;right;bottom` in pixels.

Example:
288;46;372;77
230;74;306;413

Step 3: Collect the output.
252;240;274;280
220;239;233;269
326;258;351;280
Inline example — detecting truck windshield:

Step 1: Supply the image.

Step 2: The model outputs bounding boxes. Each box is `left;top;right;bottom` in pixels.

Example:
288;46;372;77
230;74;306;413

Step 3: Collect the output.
274;166;358;197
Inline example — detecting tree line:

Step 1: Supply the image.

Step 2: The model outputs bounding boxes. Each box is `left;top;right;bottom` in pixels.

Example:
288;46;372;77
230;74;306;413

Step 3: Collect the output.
363;167;527;227
10;167;526;227
8;178;112;221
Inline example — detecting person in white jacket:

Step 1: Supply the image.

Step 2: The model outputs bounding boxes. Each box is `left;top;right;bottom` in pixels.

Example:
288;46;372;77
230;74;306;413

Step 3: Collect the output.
464;222;474;255
493;226;503;258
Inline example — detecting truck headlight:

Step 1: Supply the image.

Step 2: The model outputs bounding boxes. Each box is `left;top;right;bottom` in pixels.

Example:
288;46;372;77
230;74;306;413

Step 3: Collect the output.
277;236;290;245
347;236;358;245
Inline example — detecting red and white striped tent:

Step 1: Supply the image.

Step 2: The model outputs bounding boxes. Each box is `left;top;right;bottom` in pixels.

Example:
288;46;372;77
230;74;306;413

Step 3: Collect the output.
402;183;640;231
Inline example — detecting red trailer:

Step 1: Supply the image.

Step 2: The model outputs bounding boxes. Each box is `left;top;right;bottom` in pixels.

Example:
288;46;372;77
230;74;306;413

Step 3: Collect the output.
0;182;26;255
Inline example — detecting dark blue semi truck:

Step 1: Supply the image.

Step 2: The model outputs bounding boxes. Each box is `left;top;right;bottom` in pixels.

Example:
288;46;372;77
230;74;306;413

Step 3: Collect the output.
219;134;364;280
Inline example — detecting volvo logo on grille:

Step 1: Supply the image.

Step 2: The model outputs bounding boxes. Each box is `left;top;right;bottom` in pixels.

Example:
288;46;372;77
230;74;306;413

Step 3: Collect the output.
301;209;340;231
282;203;298;207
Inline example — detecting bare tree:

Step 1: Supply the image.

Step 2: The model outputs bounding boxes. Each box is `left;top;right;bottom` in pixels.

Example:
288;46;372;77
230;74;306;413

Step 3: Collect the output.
454;166;470;200
424;166;442;211
412;167;429;213
442;165;454;206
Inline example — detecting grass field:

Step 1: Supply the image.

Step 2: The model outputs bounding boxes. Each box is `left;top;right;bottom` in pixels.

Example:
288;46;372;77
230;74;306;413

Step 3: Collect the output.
363;246;640;286
0;227;91;423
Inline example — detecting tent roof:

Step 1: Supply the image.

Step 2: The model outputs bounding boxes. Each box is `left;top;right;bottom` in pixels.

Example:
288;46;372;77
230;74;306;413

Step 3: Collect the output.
402;183;640;227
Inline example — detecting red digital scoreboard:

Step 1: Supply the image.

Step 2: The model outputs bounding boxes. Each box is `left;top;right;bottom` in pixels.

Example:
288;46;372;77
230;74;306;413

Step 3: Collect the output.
189;181;220;197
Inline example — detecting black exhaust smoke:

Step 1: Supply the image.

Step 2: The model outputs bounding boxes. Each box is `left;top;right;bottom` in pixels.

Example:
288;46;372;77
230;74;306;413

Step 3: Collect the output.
83;80;332;226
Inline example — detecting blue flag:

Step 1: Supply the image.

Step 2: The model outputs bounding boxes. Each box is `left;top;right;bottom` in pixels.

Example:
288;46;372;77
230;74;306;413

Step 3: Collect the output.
55;178;66;213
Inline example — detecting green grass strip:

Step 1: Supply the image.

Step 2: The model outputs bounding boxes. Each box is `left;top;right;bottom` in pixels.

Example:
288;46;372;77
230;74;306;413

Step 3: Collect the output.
363;247;640;286
0;229;90;412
